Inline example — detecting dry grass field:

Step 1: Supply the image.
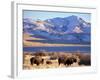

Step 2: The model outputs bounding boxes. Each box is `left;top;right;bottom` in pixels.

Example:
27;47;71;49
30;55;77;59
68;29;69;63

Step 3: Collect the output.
23;51;90;70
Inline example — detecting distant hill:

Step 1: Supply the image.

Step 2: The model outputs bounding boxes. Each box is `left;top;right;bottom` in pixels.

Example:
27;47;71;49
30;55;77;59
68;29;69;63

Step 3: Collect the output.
23;15;91;43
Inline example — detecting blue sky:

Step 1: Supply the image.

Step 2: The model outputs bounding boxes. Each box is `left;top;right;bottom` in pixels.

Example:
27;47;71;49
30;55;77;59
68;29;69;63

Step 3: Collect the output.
23;10;91;22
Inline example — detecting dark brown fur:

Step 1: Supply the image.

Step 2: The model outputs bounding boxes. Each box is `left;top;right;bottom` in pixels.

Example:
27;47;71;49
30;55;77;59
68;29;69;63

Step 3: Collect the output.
58;57;77;66
46;61;52;64
30;57;44;66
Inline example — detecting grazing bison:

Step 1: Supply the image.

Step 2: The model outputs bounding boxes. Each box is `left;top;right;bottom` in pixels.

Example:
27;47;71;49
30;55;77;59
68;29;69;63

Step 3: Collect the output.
46;61;52;64
64;57;77;66
30;57;44;66
58;57;66;65
78;54;91;65
58;57;77;66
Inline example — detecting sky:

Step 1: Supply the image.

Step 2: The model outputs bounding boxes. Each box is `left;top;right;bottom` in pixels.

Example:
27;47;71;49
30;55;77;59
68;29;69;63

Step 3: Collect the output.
23;10;91;22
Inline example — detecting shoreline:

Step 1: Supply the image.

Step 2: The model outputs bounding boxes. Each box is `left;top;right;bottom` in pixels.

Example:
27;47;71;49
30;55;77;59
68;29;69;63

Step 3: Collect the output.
23;33;90;47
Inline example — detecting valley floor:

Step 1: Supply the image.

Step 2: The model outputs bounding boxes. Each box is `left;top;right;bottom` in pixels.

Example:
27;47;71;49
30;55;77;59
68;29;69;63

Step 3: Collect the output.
23;33;90;47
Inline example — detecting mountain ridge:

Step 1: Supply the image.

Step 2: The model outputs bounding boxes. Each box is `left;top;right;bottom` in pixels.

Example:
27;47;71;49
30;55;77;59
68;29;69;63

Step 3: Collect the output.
23;15;91;42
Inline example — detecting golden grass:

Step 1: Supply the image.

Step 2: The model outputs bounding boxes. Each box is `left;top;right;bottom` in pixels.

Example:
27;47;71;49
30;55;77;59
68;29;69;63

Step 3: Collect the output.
23;52;89;70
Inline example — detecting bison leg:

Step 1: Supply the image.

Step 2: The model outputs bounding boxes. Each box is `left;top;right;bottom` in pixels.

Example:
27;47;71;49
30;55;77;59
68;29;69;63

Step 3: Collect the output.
58;58;62;65
30;59;34;65
58;62;60;65
64;62;67;66
36;63;39;66
41;59;44;64
30;62;33;65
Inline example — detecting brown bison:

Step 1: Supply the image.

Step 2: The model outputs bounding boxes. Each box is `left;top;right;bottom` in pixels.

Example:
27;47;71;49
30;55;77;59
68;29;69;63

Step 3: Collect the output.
46;61;52;64
30;56;44;66
78;54;91;65
64;57;77;66
58;57;77;66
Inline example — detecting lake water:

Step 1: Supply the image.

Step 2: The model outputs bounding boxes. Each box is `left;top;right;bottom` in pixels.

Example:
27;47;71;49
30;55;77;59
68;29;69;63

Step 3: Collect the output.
27;40;90;44
23;46;90;53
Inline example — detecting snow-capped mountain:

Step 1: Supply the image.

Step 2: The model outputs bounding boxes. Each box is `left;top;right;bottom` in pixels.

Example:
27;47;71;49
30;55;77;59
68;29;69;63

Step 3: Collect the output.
23;15;91;42
45;15;91;33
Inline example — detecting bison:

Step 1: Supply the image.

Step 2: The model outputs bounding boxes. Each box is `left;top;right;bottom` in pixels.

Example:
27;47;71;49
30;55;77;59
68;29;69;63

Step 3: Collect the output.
78;54;91;65
58;57;66;65
58;57;77;66
30;56;44;66
64;57;77;66
46;61;52;64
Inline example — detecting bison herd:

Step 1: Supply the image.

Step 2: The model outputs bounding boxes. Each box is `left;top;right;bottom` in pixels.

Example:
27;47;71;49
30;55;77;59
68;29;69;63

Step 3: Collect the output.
23;52;91;69
30;55;79;67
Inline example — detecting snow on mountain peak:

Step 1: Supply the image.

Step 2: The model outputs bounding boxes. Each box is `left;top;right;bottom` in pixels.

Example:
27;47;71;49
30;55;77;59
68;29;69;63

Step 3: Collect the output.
23;15;91;41
73;26;83;33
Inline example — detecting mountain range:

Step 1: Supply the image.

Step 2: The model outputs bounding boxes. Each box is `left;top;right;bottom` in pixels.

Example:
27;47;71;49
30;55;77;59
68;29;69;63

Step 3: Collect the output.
23;15;91;43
